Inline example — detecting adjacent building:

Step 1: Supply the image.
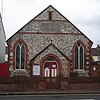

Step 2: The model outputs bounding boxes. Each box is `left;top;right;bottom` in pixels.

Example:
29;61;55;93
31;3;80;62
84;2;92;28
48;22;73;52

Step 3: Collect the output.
91;44;100;62
90;45;100;77
0;13;6;63
0;14;9;78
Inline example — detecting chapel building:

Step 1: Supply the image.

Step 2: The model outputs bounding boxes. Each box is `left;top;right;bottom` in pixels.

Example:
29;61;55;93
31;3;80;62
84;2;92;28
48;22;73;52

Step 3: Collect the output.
7;5;93;77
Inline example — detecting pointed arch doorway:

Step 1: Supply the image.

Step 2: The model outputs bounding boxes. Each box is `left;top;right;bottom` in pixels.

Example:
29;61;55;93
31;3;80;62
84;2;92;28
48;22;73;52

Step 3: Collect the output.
44;57;58;78
40;53;62;89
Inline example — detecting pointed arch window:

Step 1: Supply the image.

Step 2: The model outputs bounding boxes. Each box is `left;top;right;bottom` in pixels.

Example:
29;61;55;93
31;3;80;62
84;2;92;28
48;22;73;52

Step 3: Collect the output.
15;43;25;69
75;43;84;70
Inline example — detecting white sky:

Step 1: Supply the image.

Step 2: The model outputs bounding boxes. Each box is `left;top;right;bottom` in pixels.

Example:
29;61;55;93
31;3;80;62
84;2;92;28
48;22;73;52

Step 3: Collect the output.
0;0;100;47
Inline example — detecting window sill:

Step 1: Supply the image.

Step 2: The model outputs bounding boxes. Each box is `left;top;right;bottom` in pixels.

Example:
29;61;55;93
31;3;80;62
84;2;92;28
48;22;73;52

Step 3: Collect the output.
14;69;26;72
74;69;85;72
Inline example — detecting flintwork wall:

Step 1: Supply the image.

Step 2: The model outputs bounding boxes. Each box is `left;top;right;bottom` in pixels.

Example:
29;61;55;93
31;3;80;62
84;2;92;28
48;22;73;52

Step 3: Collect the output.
34;6;66;20
33;45;69;77
8;33;90;76
7;6;92;76
20;6;80;33
20;21;80;33
9;33;89;61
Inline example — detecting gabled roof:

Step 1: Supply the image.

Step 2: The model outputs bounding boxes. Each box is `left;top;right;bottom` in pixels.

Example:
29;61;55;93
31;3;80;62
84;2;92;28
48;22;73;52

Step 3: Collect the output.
6;5;93;44
91;48;100;56
30;43;71;62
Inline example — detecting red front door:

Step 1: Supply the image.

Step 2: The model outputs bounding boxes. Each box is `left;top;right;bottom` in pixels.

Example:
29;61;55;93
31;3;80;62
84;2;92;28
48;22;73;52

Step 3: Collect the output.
44;61;57;78
43;56;60;89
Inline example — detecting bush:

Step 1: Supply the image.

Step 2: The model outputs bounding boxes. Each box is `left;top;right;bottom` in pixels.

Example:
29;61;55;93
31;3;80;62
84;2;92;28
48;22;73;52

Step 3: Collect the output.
74;71;78;77
57;73;63;81
70;71;78;77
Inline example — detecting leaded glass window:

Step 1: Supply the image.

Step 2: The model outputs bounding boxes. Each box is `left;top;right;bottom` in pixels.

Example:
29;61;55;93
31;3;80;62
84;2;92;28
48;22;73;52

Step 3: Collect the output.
74;43;84;70
15;43;25;69
16;45;20;69
75;46;78;69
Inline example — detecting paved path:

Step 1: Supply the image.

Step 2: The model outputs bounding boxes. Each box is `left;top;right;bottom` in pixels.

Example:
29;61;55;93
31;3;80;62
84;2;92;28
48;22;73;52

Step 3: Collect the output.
0;94;100;100
0;90;100;95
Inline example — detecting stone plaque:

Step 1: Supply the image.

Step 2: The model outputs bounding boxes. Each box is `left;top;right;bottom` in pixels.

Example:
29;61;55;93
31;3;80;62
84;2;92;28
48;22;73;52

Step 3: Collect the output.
40;22;60;32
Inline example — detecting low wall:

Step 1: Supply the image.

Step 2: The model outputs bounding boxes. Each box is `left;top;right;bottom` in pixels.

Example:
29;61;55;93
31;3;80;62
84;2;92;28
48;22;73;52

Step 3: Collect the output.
68;83;100;91
60;77;100;91
0;83;99;92
0;77;100;92
0;84;38;92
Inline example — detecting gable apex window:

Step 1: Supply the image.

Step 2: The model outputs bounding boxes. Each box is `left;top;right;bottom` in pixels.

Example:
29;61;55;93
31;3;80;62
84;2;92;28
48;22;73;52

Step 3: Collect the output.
48;11;53;20
15;42;25;69
74;43;84;70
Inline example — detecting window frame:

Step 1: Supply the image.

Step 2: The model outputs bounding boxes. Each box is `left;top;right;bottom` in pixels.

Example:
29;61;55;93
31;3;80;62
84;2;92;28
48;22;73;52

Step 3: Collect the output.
74;43;84;71
43;56;58;77
15;43;26;70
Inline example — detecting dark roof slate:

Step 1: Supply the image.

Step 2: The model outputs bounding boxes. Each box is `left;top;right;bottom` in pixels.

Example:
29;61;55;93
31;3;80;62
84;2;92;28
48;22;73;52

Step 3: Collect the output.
91;48;100;56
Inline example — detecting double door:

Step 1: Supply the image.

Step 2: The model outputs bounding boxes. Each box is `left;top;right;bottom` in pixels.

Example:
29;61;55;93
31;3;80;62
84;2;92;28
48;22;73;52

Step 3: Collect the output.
44;61;57;78
44;61;60;89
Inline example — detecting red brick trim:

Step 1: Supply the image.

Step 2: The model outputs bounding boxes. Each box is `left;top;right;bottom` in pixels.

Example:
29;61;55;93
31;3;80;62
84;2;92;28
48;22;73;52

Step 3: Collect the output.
33;20;69;22
31;53;62;77
72;40;86;71
67;61;71;77
19;32;81;35
13;39;29;70
87;41;93;75
90;65;99;77
47;11;53;20
40;53;62;77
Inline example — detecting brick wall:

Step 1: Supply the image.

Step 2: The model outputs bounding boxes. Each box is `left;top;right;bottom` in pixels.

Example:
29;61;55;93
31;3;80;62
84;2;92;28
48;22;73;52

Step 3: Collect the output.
0;84;38;92
0;83;99;92
68;83;100;91
0;77;100;92
61;77;100;91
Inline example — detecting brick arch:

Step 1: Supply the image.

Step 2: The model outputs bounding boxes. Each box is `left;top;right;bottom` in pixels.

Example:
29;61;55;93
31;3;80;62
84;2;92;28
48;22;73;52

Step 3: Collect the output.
40;53;62;77
72;40;86;71
13;39;29;70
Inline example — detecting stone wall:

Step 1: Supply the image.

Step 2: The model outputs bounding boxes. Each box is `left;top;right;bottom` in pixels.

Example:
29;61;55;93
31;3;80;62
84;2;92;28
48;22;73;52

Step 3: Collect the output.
20;21;80;33
9;33;89;61
8;33;90;76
